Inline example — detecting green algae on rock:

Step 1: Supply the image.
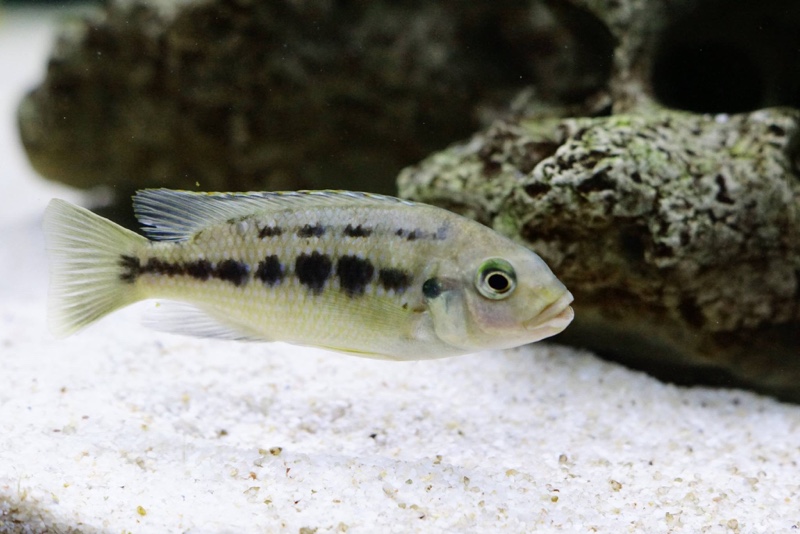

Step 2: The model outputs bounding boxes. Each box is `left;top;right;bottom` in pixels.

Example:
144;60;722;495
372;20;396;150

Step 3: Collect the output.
399;108;800;400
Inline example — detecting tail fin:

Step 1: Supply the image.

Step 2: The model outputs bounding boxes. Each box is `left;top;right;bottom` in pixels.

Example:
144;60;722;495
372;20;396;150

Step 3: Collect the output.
43;199;148;337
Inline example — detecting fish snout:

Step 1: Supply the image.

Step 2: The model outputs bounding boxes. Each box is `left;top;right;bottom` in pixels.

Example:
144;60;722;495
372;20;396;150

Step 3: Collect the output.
526;290;574;332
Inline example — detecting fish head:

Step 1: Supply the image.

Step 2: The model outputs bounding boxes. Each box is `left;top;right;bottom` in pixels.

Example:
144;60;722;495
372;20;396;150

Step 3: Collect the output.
422;242;574;353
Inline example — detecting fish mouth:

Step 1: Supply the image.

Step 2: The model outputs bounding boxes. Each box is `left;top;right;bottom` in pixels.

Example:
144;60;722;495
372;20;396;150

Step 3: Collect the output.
526;291;575;333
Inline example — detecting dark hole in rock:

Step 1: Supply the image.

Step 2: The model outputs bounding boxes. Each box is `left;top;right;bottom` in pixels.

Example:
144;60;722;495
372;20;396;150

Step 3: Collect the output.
651;0;800;113
678;298;705;328
714;174;735;204
619;226;646;264
523;181;551;197
767;124;786;137
577;171;615;194
516;141;560;174
653;41;761;114
497;0;615;104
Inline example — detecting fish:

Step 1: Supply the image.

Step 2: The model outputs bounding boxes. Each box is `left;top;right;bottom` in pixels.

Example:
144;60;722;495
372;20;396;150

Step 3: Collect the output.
42;189;574;359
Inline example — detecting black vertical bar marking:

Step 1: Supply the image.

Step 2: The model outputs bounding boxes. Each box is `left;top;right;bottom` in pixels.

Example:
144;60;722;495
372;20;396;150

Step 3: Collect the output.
295;251;332;294
297;224;326;238
336;255;375;297
256;255;284;286
213;259;250;287
259;225;284;238
394;228;424;240
378;268;413;294
119;255;141;283
186;259;212;281
143;258;184;277
343;224;373;238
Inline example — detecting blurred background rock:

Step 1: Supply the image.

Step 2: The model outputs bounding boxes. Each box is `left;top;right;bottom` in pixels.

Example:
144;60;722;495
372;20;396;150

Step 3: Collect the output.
19;0;612;197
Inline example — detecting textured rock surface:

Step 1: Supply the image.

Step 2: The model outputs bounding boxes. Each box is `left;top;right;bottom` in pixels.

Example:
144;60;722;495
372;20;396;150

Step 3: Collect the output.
392;0;800;398
399;108;800;399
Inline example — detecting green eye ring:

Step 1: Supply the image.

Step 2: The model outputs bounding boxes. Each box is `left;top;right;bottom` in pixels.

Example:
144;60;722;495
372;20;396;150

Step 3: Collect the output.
475;258;517;300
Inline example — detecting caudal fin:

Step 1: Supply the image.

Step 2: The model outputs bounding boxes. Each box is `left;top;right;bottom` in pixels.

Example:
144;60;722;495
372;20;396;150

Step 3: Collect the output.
43;199;148;337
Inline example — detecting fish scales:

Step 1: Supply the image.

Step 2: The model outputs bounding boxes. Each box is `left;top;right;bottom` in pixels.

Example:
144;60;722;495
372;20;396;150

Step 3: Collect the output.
43;189;574;359
133;205;452;354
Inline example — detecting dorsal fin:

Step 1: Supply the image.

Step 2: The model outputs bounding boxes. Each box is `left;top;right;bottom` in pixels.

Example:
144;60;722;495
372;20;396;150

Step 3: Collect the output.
133;189;416;242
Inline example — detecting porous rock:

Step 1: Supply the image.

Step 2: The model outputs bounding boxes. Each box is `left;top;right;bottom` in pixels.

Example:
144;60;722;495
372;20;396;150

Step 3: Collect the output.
399;108;800;399
561;0;800;114
393;0;800;399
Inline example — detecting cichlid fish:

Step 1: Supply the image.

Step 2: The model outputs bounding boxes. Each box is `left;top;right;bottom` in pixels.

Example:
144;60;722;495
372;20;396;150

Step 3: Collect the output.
43;189;573;359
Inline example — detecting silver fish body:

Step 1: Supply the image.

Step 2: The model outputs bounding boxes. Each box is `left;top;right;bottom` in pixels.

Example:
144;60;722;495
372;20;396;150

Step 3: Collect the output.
43;189;573;359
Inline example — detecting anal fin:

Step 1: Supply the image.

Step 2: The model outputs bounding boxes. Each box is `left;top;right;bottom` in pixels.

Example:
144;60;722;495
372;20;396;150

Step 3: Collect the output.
143;301;270;342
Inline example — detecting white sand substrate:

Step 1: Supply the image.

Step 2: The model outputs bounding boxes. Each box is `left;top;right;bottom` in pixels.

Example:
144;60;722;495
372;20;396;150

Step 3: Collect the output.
1;7;799;534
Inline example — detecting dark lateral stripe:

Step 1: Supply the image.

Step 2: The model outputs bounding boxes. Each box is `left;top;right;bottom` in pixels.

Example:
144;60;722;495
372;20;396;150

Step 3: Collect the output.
143;258;184;277
297;224;326;238
120;255;250;287
121;251;414;299
295;251;332;294
378;268;413;294
186;259;212;280
343;224;373;238
336;255;375;297
259;225;284;238
119;255;141;283
256;255;284;286
213;259;250;286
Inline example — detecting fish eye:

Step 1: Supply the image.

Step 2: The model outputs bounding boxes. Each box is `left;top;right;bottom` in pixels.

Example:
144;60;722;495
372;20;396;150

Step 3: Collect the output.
475;258;517;300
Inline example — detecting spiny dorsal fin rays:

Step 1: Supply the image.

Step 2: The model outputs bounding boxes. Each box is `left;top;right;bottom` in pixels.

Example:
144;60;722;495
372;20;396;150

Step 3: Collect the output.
133;189;417;242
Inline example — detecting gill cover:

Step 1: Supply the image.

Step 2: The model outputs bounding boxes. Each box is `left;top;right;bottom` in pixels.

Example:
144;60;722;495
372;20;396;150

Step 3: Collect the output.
422;277;471;349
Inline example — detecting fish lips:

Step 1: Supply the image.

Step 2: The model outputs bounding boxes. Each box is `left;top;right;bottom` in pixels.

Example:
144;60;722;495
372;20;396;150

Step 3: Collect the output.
525;291;575;339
